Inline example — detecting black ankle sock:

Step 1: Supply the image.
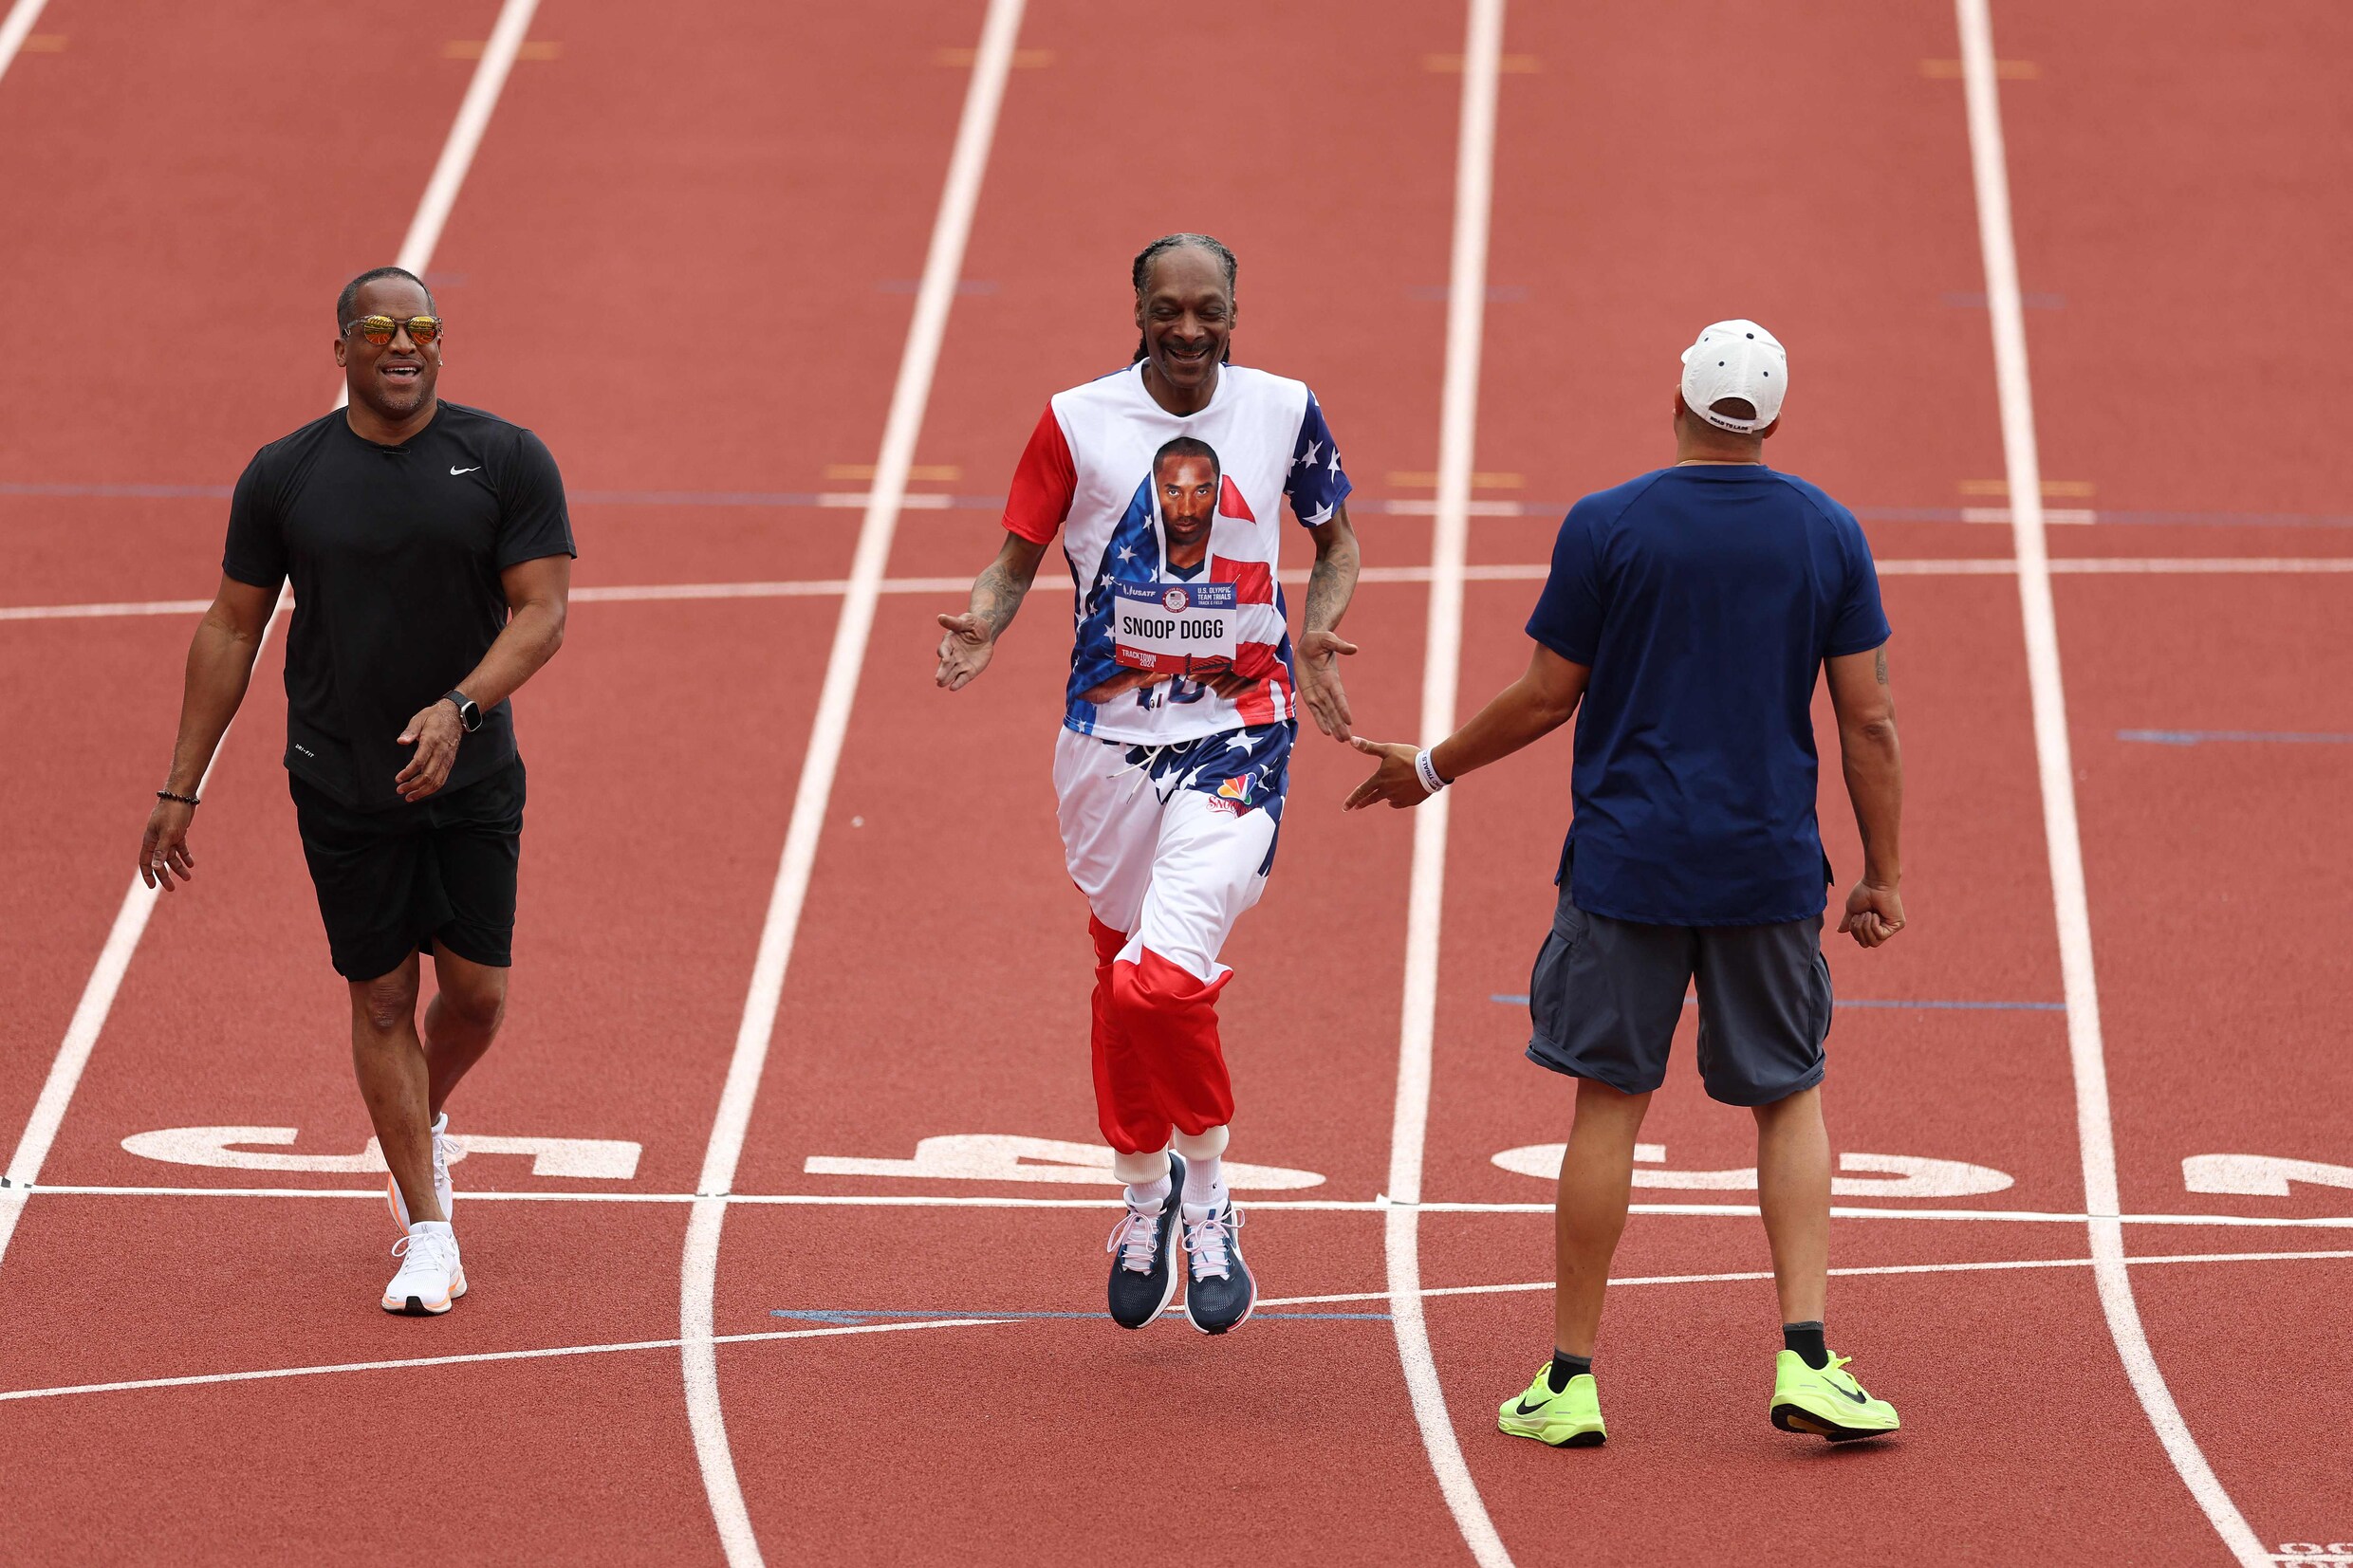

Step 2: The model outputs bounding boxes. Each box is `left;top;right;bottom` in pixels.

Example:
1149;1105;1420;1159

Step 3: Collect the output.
1782;1321;1829;1370
1547;1351;1592;1393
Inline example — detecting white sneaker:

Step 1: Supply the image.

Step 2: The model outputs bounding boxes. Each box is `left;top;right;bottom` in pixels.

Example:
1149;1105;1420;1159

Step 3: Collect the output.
382;1220;466;1316
385;1112;456;1232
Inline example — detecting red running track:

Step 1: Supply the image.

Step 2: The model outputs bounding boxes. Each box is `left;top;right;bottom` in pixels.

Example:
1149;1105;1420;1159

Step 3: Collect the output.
2;1;2347;1564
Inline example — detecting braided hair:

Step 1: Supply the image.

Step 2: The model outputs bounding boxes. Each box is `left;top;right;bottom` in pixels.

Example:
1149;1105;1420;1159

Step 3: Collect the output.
1131;233;1236;363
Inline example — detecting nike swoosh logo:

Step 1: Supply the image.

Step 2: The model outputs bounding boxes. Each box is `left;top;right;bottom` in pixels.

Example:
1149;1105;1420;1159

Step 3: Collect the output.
1825;1379;1870;1404
1513;1396;1551;1415
450;466;480;475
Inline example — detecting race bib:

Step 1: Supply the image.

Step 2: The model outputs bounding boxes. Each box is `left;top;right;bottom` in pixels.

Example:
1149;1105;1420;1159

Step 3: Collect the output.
1111;581;1238;675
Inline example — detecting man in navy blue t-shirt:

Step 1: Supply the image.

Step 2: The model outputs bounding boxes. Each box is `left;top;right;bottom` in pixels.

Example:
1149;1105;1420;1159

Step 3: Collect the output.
1350;321;1909;1448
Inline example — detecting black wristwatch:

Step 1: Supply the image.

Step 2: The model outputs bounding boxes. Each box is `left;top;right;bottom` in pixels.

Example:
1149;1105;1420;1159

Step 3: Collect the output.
441;690;483;732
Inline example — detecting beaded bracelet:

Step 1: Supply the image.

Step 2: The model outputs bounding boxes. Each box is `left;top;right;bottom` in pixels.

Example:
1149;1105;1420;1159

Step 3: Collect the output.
156;789;201;808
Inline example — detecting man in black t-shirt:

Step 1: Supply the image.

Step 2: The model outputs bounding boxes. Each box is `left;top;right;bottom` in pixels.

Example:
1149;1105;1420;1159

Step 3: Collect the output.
139;266;574;1318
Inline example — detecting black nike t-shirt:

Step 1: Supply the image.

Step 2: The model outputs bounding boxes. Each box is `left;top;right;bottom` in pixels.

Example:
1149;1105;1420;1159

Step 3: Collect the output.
222;400;576;812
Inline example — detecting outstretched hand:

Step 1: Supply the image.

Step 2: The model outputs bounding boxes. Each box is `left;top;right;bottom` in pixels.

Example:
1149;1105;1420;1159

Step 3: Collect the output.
1839;879;1905;948
1294;629;1359;741
935;612;997;691
1343;736;1433;810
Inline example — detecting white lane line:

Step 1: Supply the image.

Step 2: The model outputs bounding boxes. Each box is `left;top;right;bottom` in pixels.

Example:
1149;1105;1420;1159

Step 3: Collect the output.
0;0;50;86
0;1316;1015;1405
0;0;544;1283
1;597;214;622
398;0;538;278
337;0;540;411
1386;2;1510;1565
1955;5;2266;1563
1264;1247;2353;1306
675;5;1026;1563
13;556;2351;624
17;1184;2353;1227
0;584;290;1289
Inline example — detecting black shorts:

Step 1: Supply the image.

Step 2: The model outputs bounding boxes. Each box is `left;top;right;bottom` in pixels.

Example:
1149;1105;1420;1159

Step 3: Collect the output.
1524;882;1830;1106
289;760;526;981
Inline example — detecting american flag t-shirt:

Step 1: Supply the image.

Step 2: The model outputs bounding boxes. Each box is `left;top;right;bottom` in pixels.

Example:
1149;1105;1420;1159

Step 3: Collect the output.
1002;361;1352;745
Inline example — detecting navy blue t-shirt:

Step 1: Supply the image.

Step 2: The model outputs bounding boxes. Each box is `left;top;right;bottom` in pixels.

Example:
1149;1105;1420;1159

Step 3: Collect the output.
1525;465;1891;926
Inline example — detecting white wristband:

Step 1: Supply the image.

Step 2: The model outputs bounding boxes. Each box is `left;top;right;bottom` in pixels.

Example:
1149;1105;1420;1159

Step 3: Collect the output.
1414;748;1449;795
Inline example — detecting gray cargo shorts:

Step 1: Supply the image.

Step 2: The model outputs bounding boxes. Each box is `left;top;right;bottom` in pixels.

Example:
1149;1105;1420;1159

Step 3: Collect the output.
1525;881;1831;1106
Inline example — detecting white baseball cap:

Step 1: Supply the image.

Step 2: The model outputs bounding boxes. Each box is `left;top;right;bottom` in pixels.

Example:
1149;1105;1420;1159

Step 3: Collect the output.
1679;320;1788;434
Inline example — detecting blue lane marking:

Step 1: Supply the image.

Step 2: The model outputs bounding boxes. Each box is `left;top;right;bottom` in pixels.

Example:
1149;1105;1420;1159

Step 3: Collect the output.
1489;992;2063;1011
770;1307;1390;1325
2119;729;2353;747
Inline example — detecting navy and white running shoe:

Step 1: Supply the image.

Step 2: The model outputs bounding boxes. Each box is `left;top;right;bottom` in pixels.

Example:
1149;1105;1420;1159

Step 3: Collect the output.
1180;1197;1254;1335
1105;1153;1186;1329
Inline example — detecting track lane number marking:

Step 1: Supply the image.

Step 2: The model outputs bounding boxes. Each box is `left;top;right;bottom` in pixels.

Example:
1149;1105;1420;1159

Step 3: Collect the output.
2185;1156;2353;1198
121;1126;640;1179
1492;1143;2015;1199
806;1134;1324;1190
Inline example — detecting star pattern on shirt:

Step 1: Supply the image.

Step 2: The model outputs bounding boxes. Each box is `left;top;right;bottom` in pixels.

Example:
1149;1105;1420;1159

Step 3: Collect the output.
1302;500;1336;527
1294;440;1322;471
1327;447;1343;478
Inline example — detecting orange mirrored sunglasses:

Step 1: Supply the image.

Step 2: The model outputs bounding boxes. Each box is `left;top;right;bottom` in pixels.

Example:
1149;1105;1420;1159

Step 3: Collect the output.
343;314;442;347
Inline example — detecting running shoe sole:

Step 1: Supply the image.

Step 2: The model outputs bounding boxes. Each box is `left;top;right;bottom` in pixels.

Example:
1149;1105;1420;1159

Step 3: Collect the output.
1770;1402;1895;1442
1499;1423;1606;1448
1186;1288;1252;1335
382;1266;469;1318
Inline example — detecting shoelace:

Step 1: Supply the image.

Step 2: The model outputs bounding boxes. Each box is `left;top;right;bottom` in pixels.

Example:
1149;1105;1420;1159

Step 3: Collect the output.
1104;1207;1162;1272
1184;1208;1240;1281
390;1227;457;1273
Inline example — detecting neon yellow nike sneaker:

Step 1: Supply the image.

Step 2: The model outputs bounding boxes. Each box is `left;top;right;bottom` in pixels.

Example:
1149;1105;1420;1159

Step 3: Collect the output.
1497;1366;1606;1448
1770;1350;1900;1441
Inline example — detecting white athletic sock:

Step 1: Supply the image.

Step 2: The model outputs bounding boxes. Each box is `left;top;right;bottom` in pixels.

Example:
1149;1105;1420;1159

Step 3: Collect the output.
1181;1157;1225;1214
1125;1176;1173;1213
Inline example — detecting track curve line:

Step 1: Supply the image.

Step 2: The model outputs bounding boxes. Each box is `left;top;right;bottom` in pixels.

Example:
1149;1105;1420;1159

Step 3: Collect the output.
1380;0;1512;1563
1953;3;2268;1562
675;5;1027;1563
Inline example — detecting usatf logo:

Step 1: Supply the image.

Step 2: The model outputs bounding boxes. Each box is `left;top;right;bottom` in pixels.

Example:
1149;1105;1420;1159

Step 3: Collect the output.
1217;774;1253;803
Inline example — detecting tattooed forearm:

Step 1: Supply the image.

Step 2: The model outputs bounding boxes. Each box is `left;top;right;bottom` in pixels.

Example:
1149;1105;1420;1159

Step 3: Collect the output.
969;558;1029;638
1303;520;1361;636
1875;644;1889;685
